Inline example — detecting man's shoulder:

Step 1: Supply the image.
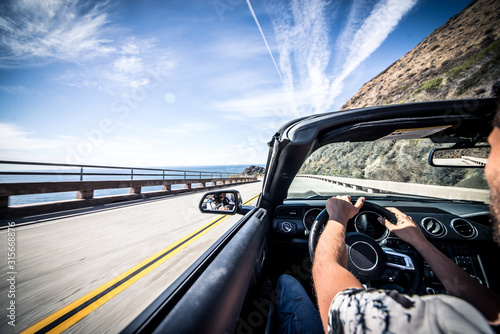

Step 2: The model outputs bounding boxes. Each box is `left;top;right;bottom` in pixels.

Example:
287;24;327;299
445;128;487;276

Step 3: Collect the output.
329;288;494;334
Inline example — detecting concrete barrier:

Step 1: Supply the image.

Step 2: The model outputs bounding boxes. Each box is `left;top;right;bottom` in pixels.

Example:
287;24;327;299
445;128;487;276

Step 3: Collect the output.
0;177;258;218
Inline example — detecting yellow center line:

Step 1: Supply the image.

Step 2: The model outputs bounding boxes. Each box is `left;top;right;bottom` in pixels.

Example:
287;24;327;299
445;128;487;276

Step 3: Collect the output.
21;194;260;334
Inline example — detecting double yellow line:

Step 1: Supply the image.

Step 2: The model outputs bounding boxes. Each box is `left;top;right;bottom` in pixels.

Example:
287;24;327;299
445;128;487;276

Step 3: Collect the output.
22;194;260;334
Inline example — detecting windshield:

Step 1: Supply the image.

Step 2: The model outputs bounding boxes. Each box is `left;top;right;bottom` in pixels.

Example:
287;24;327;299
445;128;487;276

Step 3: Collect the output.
287;138;489;202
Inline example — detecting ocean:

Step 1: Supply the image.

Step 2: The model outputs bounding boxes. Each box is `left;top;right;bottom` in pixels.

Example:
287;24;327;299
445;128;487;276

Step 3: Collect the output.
0;164;263;206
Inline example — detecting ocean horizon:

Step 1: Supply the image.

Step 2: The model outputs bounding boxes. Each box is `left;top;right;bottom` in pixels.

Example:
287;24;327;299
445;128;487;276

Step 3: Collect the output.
0;164;265;206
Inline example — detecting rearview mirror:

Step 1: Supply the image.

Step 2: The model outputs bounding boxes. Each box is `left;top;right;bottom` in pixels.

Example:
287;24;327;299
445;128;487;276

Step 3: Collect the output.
429;145;490;168
199;190;242;215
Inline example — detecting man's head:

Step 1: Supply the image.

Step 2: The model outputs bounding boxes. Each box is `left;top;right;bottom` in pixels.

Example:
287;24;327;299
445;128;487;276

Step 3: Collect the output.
213;194;222;203
486;101;500;245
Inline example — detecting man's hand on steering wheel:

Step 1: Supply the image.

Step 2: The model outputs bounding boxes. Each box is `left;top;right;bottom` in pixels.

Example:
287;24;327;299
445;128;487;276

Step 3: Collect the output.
326;195;365;225
377;207;428;247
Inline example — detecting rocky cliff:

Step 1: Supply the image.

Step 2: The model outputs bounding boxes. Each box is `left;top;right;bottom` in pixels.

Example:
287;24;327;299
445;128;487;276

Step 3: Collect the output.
242;165;265;176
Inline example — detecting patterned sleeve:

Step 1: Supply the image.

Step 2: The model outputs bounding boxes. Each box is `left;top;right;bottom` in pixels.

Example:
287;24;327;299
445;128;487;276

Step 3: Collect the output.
328;288;494;334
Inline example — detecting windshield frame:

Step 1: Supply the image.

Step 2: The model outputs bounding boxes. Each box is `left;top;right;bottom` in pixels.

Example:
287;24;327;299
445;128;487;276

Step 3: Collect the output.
261;98;496;208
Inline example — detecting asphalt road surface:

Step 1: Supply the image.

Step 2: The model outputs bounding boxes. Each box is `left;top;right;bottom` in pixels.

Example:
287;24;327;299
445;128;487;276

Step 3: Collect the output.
288;176;365;196
0;181;262;334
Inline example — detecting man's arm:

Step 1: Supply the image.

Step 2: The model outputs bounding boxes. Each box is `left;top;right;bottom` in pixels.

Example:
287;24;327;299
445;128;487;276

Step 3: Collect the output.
312;196;365;333
379;208;500;325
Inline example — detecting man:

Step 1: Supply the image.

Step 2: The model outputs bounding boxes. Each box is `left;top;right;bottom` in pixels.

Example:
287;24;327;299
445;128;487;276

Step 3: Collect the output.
313;195;499;333
207;194;223;210
220;192;233;210
277;104;500;333
313;107;500;333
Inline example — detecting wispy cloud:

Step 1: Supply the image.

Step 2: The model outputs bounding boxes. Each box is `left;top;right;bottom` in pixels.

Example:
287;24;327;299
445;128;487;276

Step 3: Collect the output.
0;0;115;67
0;85;30;94
207;36;268;61
329;0;418;104
246;0;285;86
266;0;417;114
267;0;334;115
0;122;66;152
264;0;331;116
333;0;372;72
0;0;175;94
59;37;176;93
213;88;311;121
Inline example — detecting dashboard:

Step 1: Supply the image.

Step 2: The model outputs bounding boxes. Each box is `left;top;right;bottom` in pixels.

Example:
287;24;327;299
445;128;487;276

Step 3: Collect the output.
272;197;499;295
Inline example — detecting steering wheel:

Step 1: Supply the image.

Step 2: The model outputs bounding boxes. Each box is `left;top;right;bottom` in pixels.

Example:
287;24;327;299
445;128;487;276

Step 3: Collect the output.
308;201;422;294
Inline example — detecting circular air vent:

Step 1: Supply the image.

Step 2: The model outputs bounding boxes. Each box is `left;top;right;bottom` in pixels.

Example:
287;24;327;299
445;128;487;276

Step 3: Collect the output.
451;218;477;239
421;217;447;237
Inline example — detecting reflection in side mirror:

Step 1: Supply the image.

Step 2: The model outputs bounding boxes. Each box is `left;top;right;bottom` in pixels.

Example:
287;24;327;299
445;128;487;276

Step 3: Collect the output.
199;190;242;215
429;145;490;168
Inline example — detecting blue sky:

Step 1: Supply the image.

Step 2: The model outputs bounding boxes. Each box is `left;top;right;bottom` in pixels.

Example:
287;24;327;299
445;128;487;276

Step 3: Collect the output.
0;0;471;168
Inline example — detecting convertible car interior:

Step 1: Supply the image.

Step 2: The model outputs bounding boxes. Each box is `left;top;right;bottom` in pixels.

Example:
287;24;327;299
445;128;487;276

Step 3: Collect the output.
123;98;499;333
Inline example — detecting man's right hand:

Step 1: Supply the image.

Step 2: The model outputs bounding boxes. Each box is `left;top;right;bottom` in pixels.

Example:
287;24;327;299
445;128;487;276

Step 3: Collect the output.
379;208;500;324
378;207;428;248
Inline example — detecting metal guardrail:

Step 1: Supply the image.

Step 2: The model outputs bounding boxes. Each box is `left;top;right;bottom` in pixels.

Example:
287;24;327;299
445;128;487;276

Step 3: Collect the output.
0;161;257;211
0;160;233;181
461;156;488;166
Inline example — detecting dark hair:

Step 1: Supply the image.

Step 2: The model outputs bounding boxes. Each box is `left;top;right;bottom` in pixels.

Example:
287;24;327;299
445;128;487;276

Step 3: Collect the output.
495;107;500;129
494;82;500;128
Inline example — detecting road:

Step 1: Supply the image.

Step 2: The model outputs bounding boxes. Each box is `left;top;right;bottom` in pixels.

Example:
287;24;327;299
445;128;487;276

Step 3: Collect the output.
0;181;262;334
288;176;365;196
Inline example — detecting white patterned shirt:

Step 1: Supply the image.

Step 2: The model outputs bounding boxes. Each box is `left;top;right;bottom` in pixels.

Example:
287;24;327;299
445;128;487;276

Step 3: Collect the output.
329;288;494;334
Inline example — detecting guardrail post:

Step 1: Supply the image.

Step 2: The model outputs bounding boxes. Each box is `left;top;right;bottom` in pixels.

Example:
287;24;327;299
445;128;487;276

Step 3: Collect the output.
162;184;171;191
184;183;191;189
130;187;141;194
76;190;93;200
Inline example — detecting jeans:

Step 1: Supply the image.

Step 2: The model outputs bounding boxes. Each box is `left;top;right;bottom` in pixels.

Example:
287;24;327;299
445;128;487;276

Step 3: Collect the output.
275;275;324;334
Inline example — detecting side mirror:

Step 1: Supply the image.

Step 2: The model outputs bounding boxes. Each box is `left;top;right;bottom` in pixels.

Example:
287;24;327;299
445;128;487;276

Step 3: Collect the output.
429;145;490;168
199;190;242;215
